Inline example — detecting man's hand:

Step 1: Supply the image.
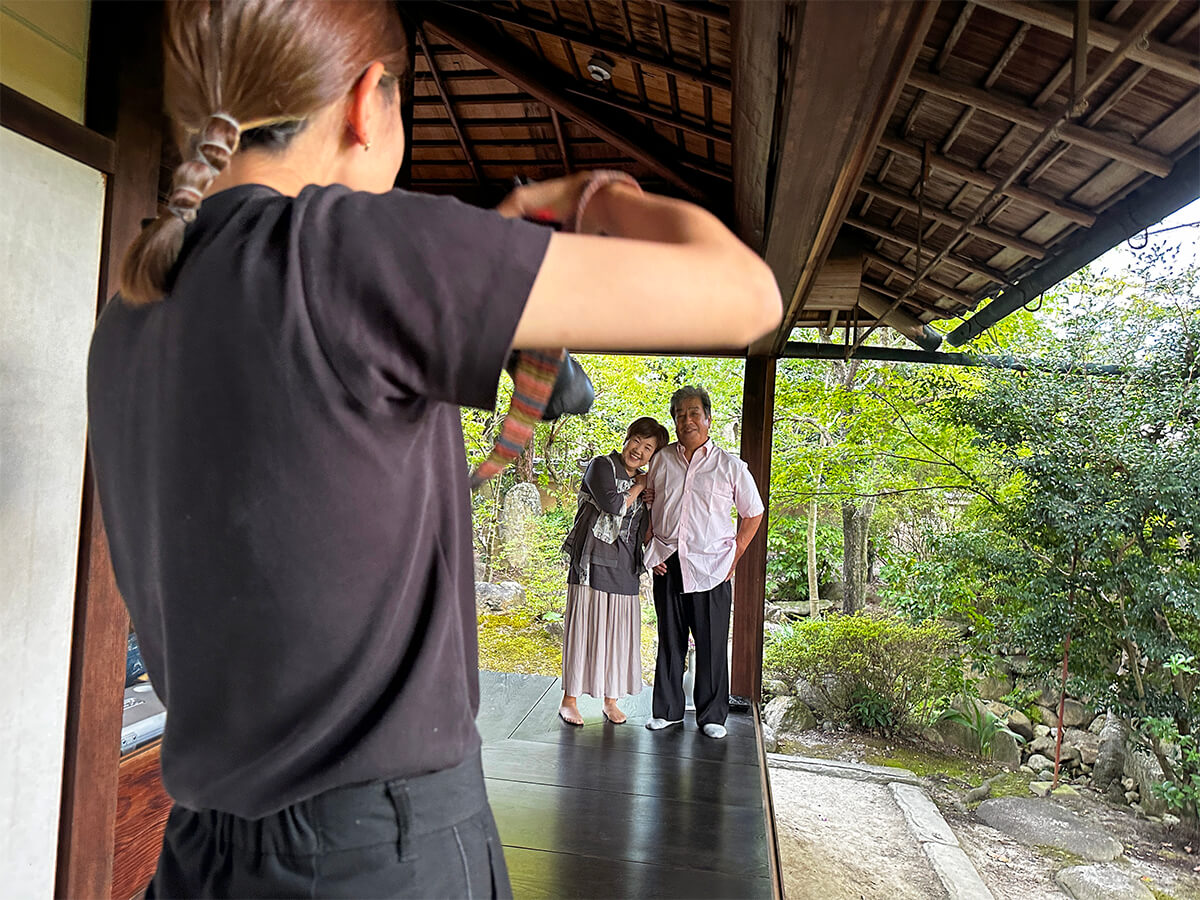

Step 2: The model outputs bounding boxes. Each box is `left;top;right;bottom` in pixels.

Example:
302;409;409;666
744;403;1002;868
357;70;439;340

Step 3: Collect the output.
653;562;668;576
725;560;737;583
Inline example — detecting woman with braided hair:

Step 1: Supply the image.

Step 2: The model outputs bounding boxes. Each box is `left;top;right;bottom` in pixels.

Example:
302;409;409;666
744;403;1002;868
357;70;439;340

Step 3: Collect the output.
87;1;780;896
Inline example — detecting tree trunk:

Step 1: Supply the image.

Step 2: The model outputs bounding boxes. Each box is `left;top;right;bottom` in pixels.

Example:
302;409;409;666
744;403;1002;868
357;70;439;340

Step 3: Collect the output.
842;497;876;614
807;498;821;618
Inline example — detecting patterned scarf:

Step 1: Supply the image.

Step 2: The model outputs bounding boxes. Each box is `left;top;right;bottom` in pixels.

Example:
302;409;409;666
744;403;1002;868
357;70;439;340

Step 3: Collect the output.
469;171;639;490
469;349;565;490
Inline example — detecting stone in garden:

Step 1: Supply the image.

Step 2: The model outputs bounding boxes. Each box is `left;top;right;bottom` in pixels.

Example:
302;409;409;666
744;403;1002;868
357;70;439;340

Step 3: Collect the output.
1030;734;1057;757
1034;724;1052;739
1064;728;1100;766
1124;751;1167;816
1162;813;1180;828
1088;714;1107;736
1029;781;1053;797
1061;698;1093;729
1122;778;1136;791
1005;654;1035;676
1020;765;1034;774
821;720;834;733
1006;709;1035;742
1125;791;1140;805
1051;785;1079;797
1055;865;1153;900
1038;705;1062;727
977;672;1014;701
1059;743;1082;766
922;726;945;746
500;482;542;569
1027;753;1055;774
763;602;783;625
763;696;817;735
760;723;779;753
976;798;1124;861
991;731;1021;769
474;581;526;613
763;679;791;697
1093;714;1131;791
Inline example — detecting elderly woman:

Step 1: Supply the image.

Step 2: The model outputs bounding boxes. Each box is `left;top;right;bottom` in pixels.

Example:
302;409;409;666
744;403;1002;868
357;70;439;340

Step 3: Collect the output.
559;417;670;725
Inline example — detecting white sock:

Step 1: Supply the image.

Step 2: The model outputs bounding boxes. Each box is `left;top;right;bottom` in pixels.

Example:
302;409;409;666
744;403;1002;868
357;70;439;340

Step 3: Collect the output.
702;723;727;739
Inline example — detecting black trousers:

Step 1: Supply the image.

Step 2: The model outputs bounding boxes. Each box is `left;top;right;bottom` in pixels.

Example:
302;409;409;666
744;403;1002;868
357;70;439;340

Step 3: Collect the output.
652;554;731;727
146;749;511;899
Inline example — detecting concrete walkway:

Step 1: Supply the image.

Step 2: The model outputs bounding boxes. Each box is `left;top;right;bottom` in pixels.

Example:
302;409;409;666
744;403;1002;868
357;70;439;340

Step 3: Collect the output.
768;754;994;900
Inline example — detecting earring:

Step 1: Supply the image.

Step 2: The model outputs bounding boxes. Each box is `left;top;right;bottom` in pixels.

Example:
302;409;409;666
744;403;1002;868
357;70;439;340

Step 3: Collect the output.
363;140;372;152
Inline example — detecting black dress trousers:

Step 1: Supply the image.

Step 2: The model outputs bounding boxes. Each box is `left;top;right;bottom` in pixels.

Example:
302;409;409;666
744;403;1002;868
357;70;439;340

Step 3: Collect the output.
652;553;732;727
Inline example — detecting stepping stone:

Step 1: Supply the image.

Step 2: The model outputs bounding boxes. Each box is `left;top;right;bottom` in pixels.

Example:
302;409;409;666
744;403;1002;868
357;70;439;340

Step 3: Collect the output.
976;798;1123;862
1056;865;1154;900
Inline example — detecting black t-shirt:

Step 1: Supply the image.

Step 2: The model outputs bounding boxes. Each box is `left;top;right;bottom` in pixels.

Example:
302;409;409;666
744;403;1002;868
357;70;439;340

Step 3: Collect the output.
87;184;551;818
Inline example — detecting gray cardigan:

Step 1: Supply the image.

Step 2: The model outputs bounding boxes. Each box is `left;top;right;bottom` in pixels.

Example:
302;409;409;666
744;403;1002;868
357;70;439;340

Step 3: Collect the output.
561;452;648;596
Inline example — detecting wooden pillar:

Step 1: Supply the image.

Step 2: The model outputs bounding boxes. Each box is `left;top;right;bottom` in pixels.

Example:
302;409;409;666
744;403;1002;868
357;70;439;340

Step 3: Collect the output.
56;4;164;897
732;355;775;703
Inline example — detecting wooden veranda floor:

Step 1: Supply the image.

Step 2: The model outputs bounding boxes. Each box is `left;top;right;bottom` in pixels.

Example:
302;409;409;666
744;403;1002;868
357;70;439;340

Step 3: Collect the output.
477;670;776;900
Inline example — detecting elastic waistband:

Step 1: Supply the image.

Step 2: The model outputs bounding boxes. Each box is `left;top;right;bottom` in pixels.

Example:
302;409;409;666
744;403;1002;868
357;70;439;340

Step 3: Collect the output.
182;750;489;856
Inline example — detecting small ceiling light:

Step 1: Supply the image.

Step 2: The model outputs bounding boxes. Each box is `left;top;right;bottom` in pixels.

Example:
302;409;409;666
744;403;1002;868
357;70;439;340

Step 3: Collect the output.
586;54;614;82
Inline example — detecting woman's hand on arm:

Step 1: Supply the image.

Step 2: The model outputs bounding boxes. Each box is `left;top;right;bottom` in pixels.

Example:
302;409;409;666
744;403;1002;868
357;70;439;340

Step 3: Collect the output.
506;178;782;353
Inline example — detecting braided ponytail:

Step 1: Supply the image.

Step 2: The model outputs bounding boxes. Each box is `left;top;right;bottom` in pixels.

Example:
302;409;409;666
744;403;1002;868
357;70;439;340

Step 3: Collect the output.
121;114;240;305
119;0;410;305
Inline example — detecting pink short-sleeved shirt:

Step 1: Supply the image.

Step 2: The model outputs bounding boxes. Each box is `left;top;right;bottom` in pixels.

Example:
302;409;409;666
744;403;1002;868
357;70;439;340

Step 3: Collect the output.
644;440;764;593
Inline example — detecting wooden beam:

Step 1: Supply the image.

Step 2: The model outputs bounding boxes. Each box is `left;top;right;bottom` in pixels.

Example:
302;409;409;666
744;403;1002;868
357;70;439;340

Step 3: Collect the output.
844;216;1014;285
732;356;774;704
861;180;1048;258
877;135;1096;226
863;250;976;308
57;5;164;899
907;69;1174;177
0;85;115;174
974;0;1200;85
649;0;730;24
418;5;721;200
549;108;571;174
729;0;783;251
416;26;482;184
937;1;977;71
563;87;732;144
751;1;940;356
441;1;732;90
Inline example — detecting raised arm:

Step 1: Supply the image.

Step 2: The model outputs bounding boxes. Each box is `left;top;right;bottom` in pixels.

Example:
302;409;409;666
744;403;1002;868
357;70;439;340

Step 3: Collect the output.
498;177;782;352
583;457;642;515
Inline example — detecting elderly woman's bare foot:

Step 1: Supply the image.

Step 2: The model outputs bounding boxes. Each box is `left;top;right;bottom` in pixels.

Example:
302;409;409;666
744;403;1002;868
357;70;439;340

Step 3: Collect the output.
558;696;584;726
602;698;627;724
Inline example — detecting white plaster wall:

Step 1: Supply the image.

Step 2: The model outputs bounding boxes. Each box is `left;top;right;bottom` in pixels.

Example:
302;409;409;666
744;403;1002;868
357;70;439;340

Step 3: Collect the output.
0;127;105;898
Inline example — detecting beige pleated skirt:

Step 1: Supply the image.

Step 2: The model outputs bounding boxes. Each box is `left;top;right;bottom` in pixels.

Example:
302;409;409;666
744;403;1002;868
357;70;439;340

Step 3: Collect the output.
561;583;644;699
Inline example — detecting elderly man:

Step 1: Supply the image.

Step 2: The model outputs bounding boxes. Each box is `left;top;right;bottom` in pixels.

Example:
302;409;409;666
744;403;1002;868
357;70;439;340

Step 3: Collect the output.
644;386;764;739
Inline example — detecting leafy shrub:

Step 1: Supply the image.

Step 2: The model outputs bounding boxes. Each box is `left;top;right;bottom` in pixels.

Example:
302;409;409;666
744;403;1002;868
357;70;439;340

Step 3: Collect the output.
848;685;897;733
763;611;964;732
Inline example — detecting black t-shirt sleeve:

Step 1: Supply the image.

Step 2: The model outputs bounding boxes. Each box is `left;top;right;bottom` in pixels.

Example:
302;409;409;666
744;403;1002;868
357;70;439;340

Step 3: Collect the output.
298;186;552;410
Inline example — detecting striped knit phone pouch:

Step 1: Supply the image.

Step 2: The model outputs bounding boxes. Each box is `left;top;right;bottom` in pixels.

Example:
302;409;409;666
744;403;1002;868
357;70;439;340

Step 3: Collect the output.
469;171;640;490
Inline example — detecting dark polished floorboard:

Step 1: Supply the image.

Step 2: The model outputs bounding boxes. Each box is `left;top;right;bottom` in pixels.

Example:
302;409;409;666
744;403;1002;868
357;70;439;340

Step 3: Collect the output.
477;671;772;900
504;847;772;900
